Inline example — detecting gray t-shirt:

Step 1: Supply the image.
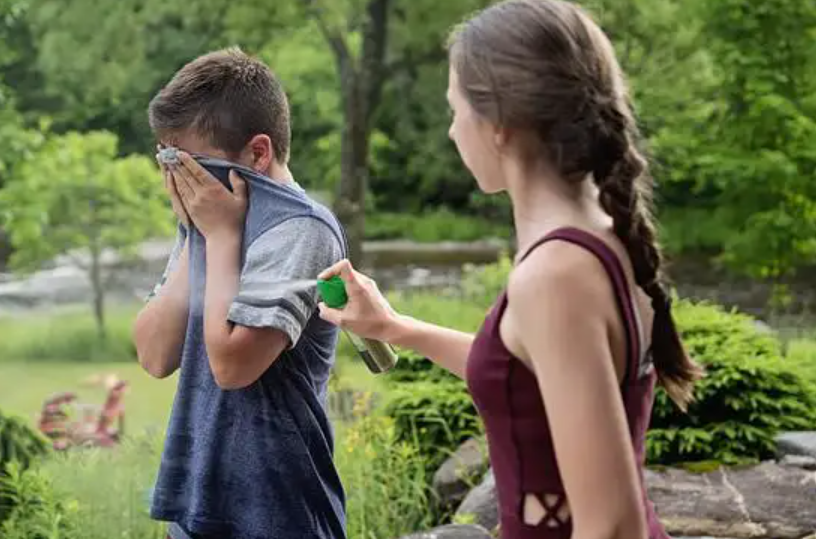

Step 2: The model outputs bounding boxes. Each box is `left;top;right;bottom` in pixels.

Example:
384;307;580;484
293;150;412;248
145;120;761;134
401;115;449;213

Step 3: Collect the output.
148;165;347;539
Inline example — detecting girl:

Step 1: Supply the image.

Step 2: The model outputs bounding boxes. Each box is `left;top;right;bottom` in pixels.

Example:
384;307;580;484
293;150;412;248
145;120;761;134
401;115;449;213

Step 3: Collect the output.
318;1;702;538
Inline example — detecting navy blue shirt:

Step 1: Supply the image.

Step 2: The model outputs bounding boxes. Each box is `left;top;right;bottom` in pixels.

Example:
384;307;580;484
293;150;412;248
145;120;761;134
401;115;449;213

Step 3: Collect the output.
148;158;347;539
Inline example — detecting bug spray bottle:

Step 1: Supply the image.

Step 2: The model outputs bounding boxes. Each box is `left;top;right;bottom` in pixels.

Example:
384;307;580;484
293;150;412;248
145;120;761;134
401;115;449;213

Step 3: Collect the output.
317;276;399;374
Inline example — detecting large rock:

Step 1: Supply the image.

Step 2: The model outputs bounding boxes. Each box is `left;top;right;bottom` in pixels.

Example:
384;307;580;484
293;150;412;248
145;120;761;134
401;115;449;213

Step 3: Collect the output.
397;524;492;539
780;454;816;471
451;463;815;539
433;437;489;509
454;469;499;534
646;462;816;538
776;431;816;459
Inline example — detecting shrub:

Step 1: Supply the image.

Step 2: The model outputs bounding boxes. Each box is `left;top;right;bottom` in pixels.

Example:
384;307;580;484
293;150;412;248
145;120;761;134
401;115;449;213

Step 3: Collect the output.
388;349;460;384
0;409;51;524
0;410;50;473
384;380;483;478
367;209;511;243
0;462;79;539
336;397;435;539
647;299;816;465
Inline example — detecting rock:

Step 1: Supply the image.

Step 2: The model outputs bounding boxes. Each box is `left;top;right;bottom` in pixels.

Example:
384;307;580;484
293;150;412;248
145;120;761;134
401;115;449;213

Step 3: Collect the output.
780;454;816;471
776;431;816;459
646;462;816;538
451;463;816;539
433;437;489;509
398;524;492;539
454;469;499;534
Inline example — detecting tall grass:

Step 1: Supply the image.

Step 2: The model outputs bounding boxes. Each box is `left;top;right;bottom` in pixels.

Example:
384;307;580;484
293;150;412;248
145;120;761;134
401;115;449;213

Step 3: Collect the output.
0;305;139;363
1;434;167;539
335;394;436;539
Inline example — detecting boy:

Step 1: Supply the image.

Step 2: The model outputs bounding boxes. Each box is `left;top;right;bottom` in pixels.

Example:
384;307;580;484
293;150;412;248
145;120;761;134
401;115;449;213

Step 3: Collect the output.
133;47;347;539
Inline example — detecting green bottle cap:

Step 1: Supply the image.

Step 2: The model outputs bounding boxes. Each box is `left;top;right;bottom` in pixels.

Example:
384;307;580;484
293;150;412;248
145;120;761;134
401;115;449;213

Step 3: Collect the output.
317;276;348;309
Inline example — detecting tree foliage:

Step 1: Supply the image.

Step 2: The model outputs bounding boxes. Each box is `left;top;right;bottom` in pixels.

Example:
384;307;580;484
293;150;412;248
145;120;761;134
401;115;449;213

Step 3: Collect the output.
0;0;813;278
0;131;173;335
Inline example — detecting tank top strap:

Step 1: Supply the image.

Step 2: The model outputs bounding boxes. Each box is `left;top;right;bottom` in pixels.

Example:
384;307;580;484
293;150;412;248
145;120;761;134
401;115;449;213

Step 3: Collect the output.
516;227;642;384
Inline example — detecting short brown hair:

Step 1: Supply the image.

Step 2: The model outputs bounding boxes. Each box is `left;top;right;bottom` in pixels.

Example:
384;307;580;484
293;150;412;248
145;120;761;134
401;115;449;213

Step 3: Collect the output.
148;47;291;163
449;0;702;408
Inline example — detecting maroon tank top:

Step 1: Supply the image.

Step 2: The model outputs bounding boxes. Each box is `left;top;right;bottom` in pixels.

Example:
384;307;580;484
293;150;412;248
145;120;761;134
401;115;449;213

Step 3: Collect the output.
465;228;668;539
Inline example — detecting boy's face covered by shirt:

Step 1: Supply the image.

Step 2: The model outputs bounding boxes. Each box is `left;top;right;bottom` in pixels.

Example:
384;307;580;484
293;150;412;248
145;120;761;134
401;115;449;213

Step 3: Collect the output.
158;131;240;165
157;130;276;177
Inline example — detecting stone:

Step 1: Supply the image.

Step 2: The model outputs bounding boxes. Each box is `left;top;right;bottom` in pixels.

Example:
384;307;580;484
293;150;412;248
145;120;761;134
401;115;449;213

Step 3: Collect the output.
433;437;489;509
776;431;816;459
454;469;499;534
646;462;816;538
780;454;816;471
450;463;816;539
397;524;492;539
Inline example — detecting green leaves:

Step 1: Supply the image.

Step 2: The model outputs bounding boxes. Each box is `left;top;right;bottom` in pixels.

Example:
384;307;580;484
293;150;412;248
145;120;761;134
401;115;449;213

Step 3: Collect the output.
0;130;173;273
647;298;816;465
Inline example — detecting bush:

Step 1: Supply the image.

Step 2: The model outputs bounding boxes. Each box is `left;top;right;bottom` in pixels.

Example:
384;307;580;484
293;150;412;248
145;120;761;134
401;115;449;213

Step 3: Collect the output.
388;349;460;384
336;401;435;539
0;409;51;524
384;380;483;478
0;462;79;539
0;410;50;474
0;307;137;363
648;299;816;465
367;208;511;243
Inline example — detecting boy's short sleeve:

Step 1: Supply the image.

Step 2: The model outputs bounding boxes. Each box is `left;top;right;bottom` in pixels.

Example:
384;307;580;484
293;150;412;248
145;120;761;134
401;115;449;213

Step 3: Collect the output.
228;217;345;347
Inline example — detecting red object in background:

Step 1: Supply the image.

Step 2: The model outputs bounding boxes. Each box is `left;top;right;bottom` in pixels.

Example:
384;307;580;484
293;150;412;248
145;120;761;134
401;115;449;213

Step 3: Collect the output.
37;380;128;450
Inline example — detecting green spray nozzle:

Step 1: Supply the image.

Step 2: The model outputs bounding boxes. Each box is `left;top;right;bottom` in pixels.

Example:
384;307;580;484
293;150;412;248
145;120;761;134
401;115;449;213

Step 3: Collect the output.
317;276;348;309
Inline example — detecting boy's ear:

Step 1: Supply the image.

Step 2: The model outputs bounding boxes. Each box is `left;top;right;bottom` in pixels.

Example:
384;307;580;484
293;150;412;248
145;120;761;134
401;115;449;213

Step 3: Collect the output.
245;134;274;173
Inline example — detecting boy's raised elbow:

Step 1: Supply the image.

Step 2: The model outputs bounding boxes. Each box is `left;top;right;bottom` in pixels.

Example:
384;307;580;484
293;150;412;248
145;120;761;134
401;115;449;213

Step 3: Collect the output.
138;354;178;379
211;362;258;390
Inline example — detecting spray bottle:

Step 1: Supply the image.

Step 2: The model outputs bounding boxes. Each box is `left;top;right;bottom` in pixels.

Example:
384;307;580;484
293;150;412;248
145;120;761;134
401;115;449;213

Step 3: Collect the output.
317;276;399;374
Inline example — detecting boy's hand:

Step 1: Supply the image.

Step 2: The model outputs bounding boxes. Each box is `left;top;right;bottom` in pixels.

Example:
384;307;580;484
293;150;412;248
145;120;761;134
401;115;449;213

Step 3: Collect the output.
171;151;248;240
156;147;190;228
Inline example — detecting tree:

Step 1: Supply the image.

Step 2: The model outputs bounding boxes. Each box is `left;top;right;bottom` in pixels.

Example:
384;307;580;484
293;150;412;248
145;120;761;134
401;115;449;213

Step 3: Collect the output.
292;0;495;263
676;0;816;279
16;0;231;155
0;131;174;337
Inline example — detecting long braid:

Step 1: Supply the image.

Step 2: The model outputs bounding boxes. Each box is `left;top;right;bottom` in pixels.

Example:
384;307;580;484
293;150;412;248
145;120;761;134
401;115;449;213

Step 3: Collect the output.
593;100;703;410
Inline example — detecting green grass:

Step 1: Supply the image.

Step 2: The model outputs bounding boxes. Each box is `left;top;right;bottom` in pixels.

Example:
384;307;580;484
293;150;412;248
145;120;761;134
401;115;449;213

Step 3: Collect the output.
367;208;511;243
0;305;139;363
0;361;178;436
784;338;816;386
40;435;168;539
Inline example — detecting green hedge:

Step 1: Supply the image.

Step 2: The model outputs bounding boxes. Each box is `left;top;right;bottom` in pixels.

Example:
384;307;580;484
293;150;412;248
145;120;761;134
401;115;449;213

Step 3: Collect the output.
367;209;511;243
0;409;51;525
384;380;482;477
389;349;460;384
647;299;816;465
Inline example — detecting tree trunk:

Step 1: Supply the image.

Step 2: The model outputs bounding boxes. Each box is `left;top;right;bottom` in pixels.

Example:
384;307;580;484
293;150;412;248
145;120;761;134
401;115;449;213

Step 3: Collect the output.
89;246;107;341
336;79;369;266
309;0;390;266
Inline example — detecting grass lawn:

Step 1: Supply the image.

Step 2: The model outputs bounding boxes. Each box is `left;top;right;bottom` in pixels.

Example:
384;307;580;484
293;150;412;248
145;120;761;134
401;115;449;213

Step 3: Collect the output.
0;361;178;436
0;354;386;437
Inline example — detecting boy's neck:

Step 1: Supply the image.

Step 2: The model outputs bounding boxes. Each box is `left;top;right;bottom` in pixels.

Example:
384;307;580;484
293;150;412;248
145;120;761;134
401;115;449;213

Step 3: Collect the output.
267;161;295;184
